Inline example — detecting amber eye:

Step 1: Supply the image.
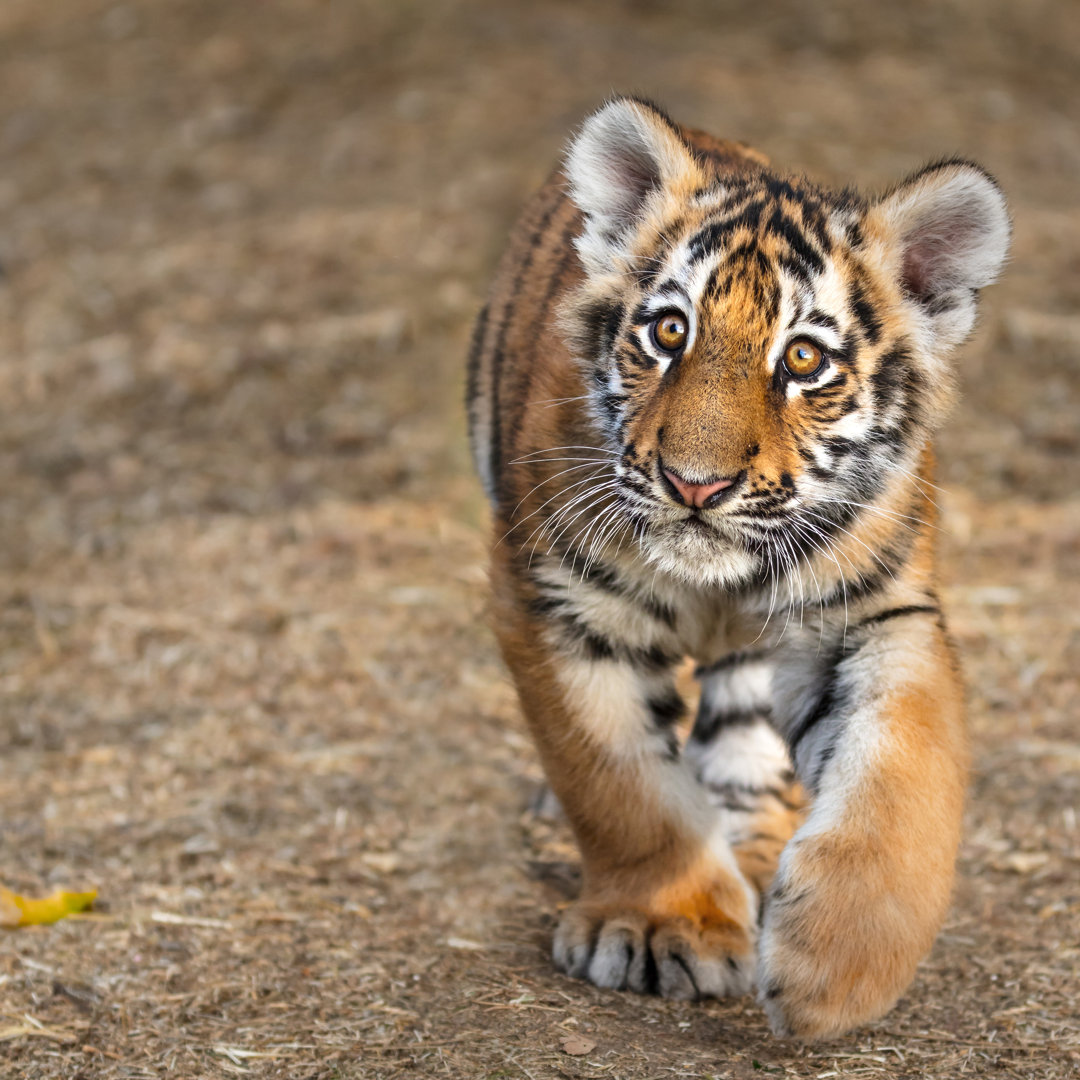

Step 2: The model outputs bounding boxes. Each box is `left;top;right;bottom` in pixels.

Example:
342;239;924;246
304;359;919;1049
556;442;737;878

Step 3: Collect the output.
651;311;688;353
783;339;825;378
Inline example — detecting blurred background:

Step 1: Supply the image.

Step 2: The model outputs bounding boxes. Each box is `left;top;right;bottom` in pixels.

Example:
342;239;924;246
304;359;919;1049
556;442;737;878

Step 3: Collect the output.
0;2;1077;1077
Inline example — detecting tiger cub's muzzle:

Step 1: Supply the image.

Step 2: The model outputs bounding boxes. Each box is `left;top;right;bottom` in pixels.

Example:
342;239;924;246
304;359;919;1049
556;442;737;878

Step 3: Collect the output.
658;460;746;510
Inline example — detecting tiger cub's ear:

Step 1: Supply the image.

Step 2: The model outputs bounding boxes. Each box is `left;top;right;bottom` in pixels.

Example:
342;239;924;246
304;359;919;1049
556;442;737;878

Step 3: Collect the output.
869;161;1011;351
565;96;705;274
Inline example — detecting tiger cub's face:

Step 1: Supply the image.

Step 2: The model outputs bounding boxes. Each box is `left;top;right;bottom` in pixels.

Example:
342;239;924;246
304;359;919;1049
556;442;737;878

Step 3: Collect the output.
562;99;1009;587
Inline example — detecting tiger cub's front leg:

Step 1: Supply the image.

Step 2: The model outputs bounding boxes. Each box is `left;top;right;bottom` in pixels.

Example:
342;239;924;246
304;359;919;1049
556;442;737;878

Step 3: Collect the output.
686;653;807;898
760;611;968;1038
492;551;756;999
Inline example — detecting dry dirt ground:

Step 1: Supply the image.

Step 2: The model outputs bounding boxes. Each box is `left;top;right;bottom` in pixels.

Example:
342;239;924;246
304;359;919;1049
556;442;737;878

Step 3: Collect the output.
0;2;1077;1078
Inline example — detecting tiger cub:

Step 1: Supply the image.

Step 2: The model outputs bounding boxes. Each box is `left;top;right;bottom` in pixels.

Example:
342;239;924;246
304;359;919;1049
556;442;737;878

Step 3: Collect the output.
466;97;1008;1038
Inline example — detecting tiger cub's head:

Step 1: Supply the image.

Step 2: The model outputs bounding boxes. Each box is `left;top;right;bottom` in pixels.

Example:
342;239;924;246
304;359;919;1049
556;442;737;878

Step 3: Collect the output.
560;97;1010;587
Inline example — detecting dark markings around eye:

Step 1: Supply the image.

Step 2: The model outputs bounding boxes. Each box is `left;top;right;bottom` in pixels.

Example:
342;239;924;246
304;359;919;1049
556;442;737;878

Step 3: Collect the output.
806;309;839;333
649;280;682;303
599;303;626;355
620;338;657;369
797;377;848;408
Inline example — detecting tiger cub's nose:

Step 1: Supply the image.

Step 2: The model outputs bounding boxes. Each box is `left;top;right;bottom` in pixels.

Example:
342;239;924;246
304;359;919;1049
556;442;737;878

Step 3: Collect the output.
661;463;737;509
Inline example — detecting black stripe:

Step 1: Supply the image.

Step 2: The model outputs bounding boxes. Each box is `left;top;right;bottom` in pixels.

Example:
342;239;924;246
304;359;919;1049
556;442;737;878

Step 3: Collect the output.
823;435;855;458
694;649;770;678
598;302;626;356
856;604;940;629
649;689;686;728
579;627;618;662
464;302;490;416
827;569;887;608
547;608;681;671
619;338;656;370
809;736;839;791
690;707;767;746
815;518;920;609
552;549;679;629
806;309;839;332
599;391;626;426
465;303;490;476
503;219;582;458
767;206;825;276
662;730;681;762
799;204;833;253
488;196;561;501
704;263;733;300
786;645;854;756
687;197;766;261
869;344;915;412
849;277;882;345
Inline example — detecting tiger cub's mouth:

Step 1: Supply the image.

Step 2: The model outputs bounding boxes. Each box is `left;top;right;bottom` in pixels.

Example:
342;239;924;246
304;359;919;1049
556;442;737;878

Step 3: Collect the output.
682;513;713;531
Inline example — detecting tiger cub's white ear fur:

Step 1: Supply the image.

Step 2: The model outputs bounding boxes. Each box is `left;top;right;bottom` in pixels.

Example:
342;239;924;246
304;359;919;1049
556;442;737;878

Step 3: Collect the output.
565;97;704;274
872;161;1011;351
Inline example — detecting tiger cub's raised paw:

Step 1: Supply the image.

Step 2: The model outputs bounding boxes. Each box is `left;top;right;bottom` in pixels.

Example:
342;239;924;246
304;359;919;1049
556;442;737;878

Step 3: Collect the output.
756;832;950;1039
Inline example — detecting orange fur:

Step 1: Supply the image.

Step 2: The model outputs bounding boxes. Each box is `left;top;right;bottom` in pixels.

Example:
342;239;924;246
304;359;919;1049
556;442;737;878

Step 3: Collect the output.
467;97;1008;1036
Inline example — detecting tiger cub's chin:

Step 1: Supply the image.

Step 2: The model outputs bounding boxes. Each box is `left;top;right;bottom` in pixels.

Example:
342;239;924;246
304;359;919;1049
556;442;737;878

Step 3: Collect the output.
467;96;1008;1038
639;518;758;590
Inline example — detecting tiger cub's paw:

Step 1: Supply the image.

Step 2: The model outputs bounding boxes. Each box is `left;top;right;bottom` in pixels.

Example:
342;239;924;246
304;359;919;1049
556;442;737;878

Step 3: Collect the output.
553;894;755;1000
757;844;937;1039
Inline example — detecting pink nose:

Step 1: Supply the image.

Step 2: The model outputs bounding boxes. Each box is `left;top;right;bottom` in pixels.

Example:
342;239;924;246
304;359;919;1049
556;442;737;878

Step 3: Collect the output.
663;466;735;509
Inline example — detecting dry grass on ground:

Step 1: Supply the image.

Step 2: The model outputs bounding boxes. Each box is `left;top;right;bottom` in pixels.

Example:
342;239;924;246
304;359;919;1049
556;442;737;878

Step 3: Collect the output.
0;2;1077;1077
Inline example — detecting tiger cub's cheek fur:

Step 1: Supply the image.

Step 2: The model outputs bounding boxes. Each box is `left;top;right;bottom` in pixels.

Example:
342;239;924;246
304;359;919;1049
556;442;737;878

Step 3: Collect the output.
467;95;1008;1038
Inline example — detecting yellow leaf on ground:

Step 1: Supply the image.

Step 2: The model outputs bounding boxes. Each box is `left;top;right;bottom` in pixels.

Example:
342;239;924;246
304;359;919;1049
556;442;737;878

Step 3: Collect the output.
0;886;97;928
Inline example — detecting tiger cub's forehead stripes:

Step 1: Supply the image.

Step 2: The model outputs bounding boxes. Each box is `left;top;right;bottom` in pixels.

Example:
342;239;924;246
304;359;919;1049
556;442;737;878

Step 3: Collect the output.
630;185;866;366
634;181;919;416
